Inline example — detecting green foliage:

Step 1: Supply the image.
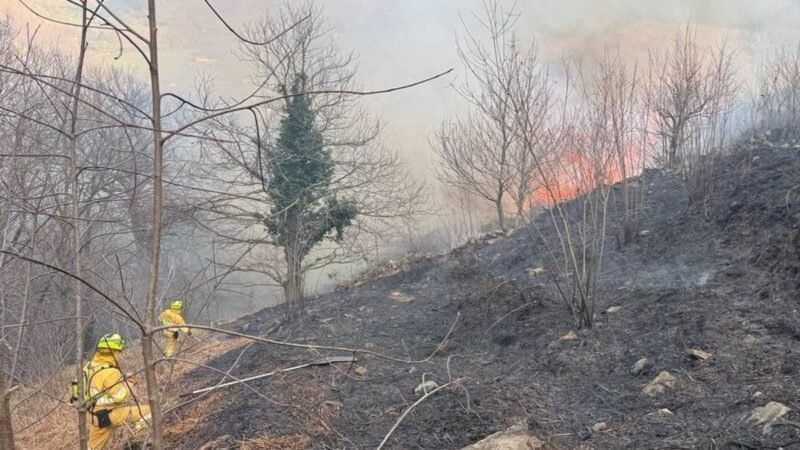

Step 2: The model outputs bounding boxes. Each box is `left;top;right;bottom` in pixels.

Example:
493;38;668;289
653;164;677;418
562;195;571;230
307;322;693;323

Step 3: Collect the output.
264;73;358;261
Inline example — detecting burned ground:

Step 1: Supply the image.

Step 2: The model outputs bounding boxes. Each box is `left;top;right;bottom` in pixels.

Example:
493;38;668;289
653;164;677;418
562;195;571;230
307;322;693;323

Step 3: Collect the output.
165;141;800;449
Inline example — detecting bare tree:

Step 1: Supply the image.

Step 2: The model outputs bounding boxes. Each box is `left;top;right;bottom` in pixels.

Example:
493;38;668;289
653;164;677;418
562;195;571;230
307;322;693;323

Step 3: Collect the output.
595;49;648;244
650;26;737;167
434;0;531;232
681;41;738;211
65;3;91;447
754;42;800;137
510;56;618;328
192;2;429;317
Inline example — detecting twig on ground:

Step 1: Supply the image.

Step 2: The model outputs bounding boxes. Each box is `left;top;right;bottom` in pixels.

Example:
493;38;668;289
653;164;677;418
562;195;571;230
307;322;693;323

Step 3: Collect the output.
482;300;537;339
375;379;463;450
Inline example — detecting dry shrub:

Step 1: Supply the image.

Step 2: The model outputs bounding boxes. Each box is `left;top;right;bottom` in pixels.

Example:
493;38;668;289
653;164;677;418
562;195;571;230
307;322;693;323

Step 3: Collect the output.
15;403;77;450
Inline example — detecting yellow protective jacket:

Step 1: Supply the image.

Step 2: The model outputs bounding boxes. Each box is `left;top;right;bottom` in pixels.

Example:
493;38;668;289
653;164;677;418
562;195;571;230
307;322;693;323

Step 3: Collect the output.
159;309;188;335
84;352;128;411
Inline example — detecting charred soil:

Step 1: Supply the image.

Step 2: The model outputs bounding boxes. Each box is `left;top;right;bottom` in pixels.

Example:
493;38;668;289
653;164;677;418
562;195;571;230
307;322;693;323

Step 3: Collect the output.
165;142;800;449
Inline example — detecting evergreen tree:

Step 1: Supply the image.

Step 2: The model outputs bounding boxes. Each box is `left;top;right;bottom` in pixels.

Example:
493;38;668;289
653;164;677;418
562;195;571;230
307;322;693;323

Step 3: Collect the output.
265;73;357;316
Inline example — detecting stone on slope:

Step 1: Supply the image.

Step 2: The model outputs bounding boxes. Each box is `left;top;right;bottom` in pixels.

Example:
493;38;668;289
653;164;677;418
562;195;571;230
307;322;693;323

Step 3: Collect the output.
686;349;712;360
748;401;790;434
630;357;652;376
560;331;577;341
527;267;545;277
642;371;676;396
656;408;674;417
414;380;439;396
388;291;414;303
461;422;545;450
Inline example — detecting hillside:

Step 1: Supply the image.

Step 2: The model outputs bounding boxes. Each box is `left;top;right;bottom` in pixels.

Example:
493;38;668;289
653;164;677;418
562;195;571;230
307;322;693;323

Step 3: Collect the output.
163;139;800;449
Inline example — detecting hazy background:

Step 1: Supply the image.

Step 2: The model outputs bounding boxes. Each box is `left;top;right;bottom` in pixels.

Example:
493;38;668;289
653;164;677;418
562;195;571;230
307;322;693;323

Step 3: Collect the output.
6;0;800;178
4;0;800;316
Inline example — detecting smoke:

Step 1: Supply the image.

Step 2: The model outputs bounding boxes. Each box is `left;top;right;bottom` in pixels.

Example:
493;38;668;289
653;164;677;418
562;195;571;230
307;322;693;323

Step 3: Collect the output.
5;0;800;172
4;0;800;303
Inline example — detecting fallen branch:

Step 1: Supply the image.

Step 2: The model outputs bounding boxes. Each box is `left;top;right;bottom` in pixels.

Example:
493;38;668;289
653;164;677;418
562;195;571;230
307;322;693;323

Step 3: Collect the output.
178;355;357;398
164;357;295;413
375;378;463;450
153;312;460;364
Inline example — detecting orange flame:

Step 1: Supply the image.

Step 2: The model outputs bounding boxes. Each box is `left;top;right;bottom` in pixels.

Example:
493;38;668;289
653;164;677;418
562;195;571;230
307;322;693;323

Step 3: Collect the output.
529;142;644;206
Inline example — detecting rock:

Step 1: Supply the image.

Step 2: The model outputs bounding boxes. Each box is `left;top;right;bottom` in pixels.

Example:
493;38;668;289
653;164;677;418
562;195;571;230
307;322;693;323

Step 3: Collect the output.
642;371;676;396
560;331;577;341
548;330;578;348
354;366;368;376
388;291;414;303
655;408;674;417
527;267;546;277
591;422;608;432
743;334;759;345
630;358;652;376
687;349;712;361
605;306;622;314
414;380;439;396
753;391;764;399
748;401;790;434
322;400;343;411
461;421;545;450
639;229;650;236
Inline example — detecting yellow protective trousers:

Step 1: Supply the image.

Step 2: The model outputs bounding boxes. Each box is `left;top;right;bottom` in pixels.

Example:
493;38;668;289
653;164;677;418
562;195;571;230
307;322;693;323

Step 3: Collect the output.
163;332;180;357
87;404;151;450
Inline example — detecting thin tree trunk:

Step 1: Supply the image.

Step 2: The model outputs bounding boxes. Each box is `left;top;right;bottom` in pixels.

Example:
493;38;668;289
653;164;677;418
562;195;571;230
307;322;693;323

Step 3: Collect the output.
67;3;90;448
495;193;506;232
0;212;14;334
143;1;165;447
283;249;305;320
0;347;13;450
10;219;36;380
0;199;14;450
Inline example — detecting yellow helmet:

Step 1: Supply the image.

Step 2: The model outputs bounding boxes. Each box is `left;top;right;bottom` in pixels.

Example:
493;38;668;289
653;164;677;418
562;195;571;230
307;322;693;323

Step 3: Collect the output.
96;333;124;351
170;300;183;310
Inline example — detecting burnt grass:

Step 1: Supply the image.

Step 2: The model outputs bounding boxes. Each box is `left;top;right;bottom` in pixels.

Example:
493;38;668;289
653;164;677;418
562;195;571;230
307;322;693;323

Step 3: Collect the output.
167;141;800;449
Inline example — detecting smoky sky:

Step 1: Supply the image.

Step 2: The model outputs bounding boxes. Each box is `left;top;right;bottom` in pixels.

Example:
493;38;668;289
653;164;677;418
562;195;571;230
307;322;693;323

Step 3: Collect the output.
5;0;800;174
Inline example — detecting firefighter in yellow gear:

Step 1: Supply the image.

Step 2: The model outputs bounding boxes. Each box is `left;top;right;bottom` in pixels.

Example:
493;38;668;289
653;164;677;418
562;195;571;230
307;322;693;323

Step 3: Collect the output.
82;333;151;450
159;300;191;357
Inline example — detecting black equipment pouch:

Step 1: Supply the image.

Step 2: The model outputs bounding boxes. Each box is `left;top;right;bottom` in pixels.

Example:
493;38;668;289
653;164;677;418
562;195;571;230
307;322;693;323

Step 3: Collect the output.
94;409;112;428
173;331;179;339
70;380;78;404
